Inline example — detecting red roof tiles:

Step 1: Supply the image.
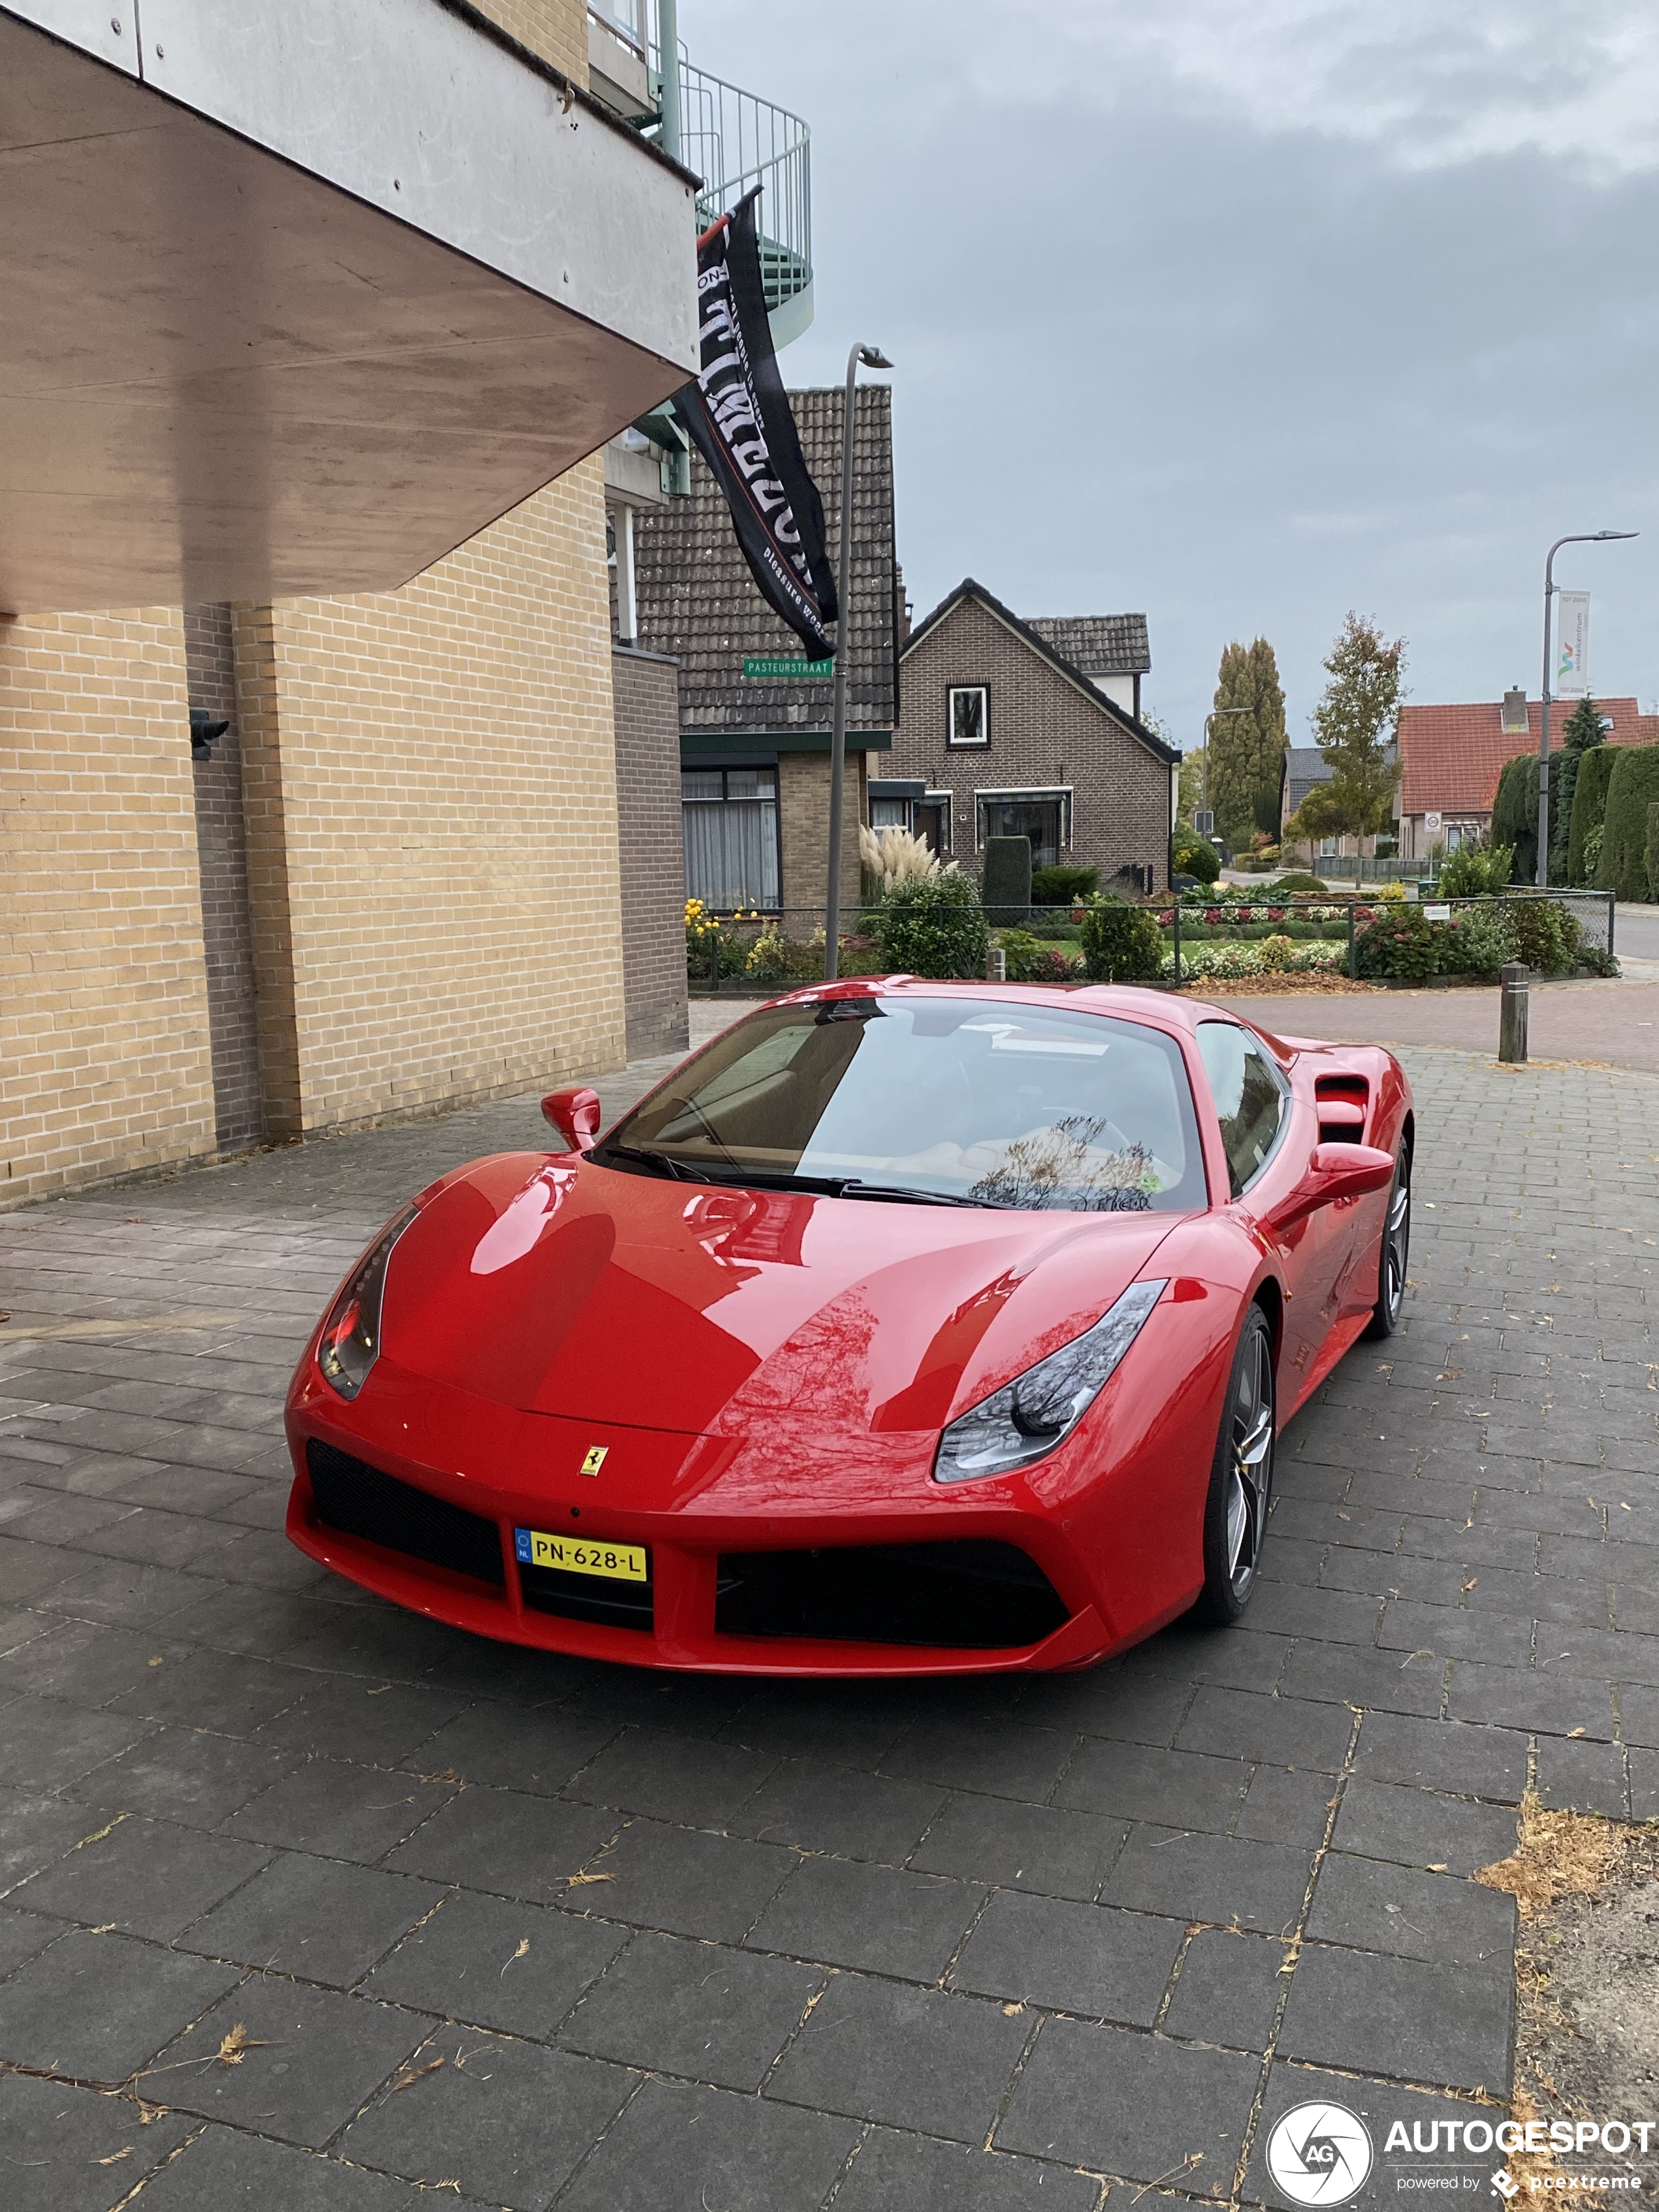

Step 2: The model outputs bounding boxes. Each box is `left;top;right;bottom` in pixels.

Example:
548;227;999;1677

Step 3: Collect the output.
1396;697;1652;816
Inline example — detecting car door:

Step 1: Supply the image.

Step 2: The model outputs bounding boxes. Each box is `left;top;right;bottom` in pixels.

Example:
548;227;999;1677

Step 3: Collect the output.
1194;1021;1340;1396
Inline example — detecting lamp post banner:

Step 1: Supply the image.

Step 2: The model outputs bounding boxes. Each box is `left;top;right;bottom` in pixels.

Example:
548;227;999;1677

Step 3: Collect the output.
1555;591;1590;697
671;191;838;658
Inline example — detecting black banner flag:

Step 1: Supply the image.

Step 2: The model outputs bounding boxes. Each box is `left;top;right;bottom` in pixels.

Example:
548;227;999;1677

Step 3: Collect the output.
671;191;838;658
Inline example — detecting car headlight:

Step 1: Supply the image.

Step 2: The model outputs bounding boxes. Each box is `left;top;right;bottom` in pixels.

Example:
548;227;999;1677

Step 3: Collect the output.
933;1279;1167;1483
316;1203;419;1401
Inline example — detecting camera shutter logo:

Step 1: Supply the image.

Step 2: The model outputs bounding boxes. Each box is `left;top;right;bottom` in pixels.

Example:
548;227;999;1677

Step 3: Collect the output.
1266;2102;1375;2206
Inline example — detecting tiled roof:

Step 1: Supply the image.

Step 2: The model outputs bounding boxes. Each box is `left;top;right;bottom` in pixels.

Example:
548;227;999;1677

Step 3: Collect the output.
901;578;1178;767
1025;614;1150;677
631;385;897;735
1281;743;1397;816
1396;696;1649;814
1283;746;1331;813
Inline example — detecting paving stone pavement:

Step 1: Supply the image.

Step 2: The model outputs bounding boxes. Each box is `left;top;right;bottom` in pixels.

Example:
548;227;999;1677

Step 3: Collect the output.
1;1042;1656;2209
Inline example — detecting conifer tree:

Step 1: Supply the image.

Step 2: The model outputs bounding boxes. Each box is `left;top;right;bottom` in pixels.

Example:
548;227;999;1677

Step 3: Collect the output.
1207;639;1289;845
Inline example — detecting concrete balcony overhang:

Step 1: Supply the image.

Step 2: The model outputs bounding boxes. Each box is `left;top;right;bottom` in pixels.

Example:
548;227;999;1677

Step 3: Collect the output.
0;0;700;613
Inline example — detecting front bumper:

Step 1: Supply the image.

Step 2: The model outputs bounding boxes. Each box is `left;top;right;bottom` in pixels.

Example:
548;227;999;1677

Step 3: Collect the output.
284;1347;1211;1677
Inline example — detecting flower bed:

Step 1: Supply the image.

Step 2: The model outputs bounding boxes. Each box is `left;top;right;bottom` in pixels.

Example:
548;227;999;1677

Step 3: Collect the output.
1162;940;1347;980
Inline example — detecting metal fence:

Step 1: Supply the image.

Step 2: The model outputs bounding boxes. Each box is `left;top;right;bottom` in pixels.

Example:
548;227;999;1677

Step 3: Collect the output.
683;891;1617;994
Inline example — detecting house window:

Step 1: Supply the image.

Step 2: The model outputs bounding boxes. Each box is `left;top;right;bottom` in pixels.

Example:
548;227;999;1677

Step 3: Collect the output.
914;792;952;856
681;766;780;909
976;788;1072;871
869;790;953;856
948;686;988;747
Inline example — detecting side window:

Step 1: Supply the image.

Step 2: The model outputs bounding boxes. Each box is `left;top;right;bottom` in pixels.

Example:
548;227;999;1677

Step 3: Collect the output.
1196;1022;1286;1198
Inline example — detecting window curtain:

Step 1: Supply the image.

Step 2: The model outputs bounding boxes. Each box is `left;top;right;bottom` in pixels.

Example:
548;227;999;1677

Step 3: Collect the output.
683;800;779;908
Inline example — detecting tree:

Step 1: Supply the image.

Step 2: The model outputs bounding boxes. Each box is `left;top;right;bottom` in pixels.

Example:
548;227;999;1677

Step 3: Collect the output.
1306;612;1405;844
1568;744;1620;884
1562;695;1609;750
1599;747;1659;900
1176;749;1204;827
1207;639;1288;846
1491;753;1538;882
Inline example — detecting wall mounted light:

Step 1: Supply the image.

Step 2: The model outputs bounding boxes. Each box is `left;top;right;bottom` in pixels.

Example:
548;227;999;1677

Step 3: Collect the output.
189;709;229;760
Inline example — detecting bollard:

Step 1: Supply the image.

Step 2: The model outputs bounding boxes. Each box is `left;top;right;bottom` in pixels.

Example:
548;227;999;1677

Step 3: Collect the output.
986;945;1007;984
1498;961;1529;1063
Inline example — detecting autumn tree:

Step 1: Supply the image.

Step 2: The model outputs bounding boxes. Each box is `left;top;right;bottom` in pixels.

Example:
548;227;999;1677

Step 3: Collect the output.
1206;638;1288;846
1287;613;1404;848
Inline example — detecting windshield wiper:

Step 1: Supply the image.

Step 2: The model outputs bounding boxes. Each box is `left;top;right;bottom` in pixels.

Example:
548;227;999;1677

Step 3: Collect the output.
837;1180;1018;1210
598;1143;698;1182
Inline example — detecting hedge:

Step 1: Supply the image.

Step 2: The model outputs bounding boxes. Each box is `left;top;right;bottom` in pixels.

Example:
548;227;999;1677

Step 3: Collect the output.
875;871;988;977
1649;804;1659;901
1568;745;1620;886
1030;864;1099;906
1080;897;1163;982
1598;746;1659;901
1490;753;1537;882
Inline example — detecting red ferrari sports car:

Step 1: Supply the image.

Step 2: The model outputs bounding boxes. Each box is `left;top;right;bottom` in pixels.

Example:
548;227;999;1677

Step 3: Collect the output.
285;980;1412;1676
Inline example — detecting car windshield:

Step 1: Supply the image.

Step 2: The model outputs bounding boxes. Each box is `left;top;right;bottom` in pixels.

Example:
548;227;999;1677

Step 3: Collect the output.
598;997;1208;1212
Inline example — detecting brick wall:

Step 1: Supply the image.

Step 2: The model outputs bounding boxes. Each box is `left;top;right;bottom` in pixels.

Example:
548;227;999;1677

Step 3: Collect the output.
611;645;688;1059
477;0;587;80
184;603;264;1151
0;609;216;1208
892;596;1172;890
779;750;868;924
234;459;628;1139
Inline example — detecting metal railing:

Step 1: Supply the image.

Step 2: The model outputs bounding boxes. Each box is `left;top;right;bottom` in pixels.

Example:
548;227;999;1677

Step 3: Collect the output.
585;4;811;317
683;890;1617;993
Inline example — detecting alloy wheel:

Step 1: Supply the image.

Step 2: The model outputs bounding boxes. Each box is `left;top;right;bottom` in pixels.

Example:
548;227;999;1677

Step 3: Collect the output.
1383;1161;1411;1324
1225;1324;1274;1595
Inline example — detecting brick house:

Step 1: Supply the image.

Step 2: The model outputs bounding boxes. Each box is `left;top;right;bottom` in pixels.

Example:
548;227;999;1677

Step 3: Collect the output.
884;580;1178;890
1393;693;1656;861
631;385;898;922
0;0;811;1204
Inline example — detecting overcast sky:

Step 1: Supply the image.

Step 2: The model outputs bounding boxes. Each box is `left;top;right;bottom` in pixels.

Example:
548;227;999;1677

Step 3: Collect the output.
686;0;1659;749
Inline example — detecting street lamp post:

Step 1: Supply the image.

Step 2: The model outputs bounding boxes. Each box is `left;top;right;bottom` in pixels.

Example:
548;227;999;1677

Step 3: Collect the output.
1537;530;1637;887
824;341;893;980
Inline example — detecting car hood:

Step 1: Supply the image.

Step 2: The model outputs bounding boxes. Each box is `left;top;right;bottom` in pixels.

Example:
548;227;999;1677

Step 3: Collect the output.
380;1152;1184;1437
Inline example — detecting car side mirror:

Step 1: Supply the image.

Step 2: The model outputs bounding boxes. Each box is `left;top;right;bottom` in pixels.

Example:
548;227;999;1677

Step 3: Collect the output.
541;1085;603;1153
1263;1142;1394;1237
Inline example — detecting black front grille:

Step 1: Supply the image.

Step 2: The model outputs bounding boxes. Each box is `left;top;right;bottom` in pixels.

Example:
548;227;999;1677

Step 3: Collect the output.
715;1539;1068;1649
519;1561;654;1631
306;1440;504;1588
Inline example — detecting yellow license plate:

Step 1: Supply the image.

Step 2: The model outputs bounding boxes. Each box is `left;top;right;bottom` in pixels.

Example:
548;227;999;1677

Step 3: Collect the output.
514;1528;649;1583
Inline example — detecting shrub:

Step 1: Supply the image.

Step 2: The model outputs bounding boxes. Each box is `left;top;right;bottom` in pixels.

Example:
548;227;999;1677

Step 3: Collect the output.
1374;837;1398;858
745;923;792;984
1568;744;1620;884
1355;906;1439;980
1172;832;1221;884
859;822;941;896
1080;896;1163;983
1375;881;1407;901
1507;897;1579;974
982;836;1033;925
1599;746;1659;900
1548;750;1581;886
1268;872;1328;895
1649;803;1659;901
1259;933;1296;972
1030;864;1099;906
1439;842;1515;897
1437;906;1513;976
1490;754;1538;882
876;869;988;978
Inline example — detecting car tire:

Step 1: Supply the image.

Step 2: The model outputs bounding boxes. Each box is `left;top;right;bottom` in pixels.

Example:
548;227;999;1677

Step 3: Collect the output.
1192;1305;1276;1626
1361;1143;1411;1341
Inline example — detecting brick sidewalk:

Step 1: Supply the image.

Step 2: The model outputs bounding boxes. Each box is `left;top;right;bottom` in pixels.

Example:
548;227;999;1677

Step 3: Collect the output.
1;1045;1656;2209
